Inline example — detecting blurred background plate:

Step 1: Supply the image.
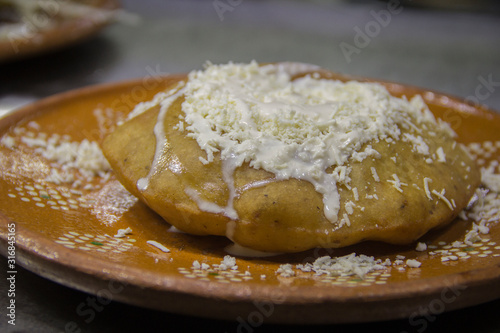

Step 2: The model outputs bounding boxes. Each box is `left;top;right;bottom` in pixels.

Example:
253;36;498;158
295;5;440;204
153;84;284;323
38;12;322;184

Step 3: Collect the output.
0;0;120;62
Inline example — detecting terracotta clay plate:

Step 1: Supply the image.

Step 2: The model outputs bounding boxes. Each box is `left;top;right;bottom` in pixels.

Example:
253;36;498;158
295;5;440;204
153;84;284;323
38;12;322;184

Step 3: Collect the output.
0;0;120;62
1;74;500;324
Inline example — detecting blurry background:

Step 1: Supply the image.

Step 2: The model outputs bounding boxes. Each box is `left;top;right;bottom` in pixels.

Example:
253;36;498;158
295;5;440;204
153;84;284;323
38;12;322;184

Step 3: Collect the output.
1;0;500;332
1;0;500;116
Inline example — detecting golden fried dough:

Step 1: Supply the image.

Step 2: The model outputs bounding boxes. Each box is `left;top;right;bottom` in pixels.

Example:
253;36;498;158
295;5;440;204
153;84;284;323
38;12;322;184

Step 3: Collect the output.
102;63;480;253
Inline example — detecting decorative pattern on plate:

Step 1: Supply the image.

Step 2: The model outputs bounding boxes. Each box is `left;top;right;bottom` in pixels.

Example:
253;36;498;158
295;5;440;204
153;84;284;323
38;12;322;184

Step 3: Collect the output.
429;239;500;262
9;182;92;211
55;231;136;253
314;271;391;287
178;266;254;284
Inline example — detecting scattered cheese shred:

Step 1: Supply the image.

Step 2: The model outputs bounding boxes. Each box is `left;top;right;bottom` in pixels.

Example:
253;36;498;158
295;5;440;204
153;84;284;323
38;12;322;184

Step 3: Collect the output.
147;240;170;253
352;187;359;201
295;253;386;279
415;242;427;251
192;255;239;272
436;147;446;162
423;177;433;200
0;135;15;149
432;189;454;211
387;174;407;193
370;167;380;182
192;260;201;269
114;227;132;238
406;259;422;268
276;264;296;277
1;124;111;187
217;255;238;271
340;213;351;227
345;201;355;215
403;133;430;155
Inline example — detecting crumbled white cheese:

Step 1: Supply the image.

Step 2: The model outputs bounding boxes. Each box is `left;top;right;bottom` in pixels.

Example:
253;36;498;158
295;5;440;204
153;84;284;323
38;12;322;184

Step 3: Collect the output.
27;121;40;130
218;255;238;271
2;128;111;186
480;160;500;192
351;145;381;162
45;168;75;184
403;133;430;155
415;242;427;251
295;253;386;279
166;61;450;224
191;256;239;272
352;187;359;201
436;147;446;162
370;167;380;182
345;200;355;215
387;174;407;193
0;135;15;149
457;151;500;245
114;227;132;238
40;137;110;176
432;189;454;211
192;260;201;269
406;259;421;268
173;120;185;132
276;264;296;277
339;213;351;227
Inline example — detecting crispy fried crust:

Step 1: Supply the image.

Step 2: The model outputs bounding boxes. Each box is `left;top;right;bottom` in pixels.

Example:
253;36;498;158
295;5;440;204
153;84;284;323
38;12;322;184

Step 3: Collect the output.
102;76;480;253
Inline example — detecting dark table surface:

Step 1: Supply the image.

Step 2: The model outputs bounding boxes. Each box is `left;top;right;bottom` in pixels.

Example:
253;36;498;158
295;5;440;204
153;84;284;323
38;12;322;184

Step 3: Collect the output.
1;0;500;332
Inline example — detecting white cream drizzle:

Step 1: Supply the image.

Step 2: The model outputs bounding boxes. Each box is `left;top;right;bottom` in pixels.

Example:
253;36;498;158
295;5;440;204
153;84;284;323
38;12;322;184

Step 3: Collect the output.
184;187;238;220
136;85;185;192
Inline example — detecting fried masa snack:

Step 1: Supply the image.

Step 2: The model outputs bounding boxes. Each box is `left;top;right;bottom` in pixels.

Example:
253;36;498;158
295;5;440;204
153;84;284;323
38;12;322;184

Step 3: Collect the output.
102;62;480;253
